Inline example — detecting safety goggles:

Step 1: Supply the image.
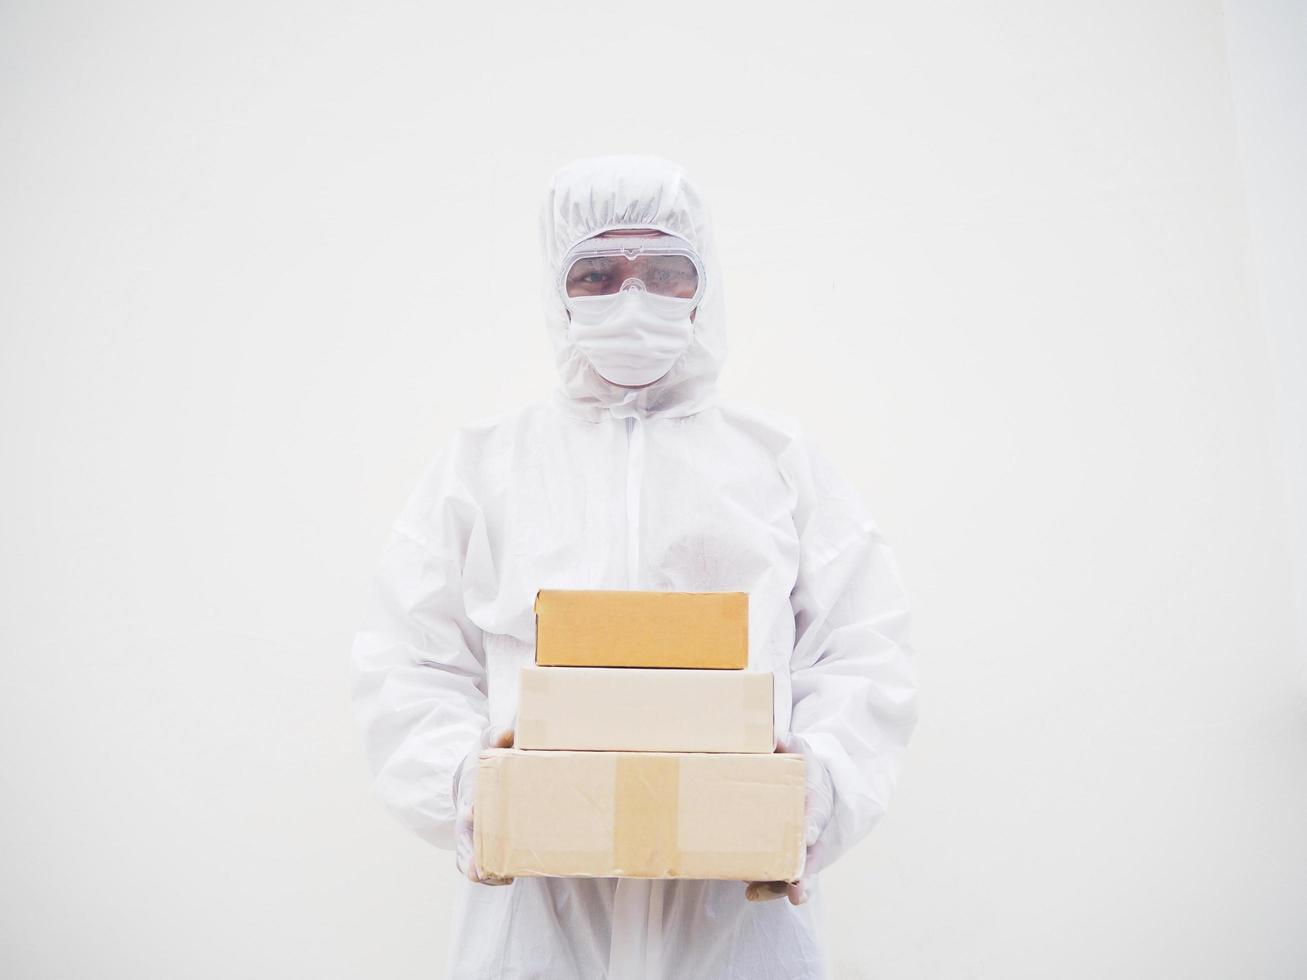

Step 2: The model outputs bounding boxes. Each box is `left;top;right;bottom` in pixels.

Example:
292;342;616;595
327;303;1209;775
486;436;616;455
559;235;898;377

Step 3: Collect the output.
559;234;705;307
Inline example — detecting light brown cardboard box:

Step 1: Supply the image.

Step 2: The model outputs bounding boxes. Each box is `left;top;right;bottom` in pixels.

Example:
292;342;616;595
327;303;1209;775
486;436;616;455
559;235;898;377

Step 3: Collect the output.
515;666;774;753
475;749;804;881
533;589;748;669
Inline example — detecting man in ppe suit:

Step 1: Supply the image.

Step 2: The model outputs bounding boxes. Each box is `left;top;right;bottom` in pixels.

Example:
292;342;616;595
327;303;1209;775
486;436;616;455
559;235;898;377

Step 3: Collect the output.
351;154;918;980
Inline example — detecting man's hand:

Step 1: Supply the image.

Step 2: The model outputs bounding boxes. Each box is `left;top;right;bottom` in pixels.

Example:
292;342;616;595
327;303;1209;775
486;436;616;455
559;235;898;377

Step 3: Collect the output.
744;879;808;905
744;733;832;906
454;726;515;885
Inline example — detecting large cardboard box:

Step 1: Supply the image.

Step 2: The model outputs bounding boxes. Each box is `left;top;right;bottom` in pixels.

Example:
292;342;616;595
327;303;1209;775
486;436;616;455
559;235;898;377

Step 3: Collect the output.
475;749;804;882
515;666;774;753
534;589;748;669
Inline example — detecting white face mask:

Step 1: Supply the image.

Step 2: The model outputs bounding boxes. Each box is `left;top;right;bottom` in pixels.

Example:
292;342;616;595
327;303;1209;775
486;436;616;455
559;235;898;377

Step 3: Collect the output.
566;286;695;387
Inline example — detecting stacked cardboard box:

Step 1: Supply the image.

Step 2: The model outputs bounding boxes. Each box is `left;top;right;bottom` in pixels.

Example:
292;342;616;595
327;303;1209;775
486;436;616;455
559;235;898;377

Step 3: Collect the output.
474;589;805;882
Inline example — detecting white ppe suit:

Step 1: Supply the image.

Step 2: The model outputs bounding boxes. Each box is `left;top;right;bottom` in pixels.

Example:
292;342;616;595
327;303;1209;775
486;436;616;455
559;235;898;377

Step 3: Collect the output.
350;155;918;980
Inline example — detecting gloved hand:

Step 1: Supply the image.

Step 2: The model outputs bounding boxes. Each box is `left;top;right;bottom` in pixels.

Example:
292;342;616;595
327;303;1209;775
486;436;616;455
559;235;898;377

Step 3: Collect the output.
453;725;515;885
744;732;833;906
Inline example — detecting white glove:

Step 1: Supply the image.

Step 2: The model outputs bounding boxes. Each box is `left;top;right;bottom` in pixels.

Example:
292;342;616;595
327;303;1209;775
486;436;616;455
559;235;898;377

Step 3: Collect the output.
744;732;834;905
453;726;515;885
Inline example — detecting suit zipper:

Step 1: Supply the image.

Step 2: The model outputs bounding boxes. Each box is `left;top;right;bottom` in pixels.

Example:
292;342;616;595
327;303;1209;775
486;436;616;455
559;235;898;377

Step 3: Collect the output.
624;415;643;588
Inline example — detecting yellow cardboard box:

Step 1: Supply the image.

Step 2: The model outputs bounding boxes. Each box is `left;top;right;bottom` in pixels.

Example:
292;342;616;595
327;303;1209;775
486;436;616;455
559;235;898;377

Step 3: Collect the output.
533;589;748;669
475;749;805;881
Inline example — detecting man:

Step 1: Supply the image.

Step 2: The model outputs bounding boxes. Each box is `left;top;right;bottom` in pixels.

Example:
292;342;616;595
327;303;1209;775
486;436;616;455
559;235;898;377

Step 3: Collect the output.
351;154;918;979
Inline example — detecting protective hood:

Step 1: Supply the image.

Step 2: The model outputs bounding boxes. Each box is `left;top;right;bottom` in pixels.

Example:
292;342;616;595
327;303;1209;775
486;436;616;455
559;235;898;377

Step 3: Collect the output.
539;155;727;421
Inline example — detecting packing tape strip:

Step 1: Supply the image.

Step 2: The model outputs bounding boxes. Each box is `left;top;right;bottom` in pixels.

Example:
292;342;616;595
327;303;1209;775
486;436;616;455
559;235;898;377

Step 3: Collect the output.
742;673;775;751
519;669;549;695
515;669;550;748
743;723;775;751
613;754;680;875
473;753;501;875
514;720;548;747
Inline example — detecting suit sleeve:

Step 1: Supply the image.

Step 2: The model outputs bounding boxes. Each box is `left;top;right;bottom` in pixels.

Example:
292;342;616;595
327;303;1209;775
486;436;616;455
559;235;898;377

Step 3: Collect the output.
350;442;490;849
785;435;919;872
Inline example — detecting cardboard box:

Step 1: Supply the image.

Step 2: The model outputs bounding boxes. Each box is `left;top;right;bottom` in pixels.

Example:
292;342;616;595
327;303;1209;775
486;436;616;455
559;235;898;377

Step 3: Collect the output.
515;666;774;753
475;749;804;882
534;589;748;669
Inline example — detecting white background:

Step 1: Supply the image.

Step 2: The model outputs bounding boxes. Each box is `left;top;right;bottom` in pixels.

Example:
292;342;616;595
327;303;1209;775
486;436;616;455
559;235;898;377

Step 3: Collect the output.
2;1;1304;977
